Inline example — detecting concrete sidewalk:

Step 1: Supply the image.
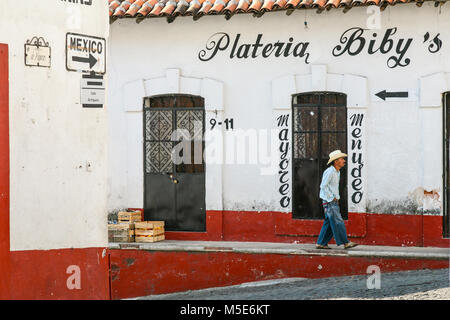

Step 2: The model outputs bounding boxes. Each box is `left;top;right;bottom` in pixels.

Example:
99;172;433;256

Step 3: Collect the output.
109;240;450;260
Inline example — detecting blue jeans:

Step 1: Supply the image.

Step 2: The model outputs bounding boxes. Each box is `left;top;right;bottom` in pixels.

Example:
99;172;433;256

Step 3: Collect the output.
317;202;349;246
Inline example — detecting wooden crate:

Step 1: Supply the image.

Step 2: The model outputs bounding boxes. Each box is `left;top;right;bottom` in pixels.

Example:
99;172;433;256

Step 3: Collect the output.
135;234;165;243
108;223;135;242
135;228;165;236
135;221;164;230
135;221;165;243
118;211;142;223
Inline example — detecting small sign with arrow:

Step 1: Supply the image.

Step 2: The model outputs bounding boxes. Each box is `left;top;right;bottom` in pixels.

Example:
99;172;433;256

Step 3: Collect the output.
81;72;105;108
372;88;416;102
66;33;106;74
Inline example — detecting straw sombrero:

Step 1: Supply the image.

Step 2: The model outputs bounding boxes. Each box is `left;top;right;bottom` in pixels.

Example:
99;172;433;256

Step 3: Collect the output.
327;150;348;165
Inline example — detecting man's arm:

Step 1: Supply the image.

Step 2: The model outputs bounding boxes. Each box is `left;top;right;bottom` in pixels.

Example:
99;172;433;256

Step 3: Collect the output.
320;168;332;189
320;169;334;202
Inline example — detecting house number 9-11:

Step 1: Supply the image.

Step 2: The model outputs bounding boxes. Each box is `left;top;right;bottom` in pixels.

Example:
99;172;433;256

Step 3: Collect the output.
210;118;234;130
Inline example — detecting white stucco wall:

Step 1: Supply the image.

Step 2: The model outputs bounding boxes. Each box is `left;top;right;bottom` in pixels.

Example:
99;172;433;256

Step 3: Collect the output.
108;2;450;216
0;0;109;250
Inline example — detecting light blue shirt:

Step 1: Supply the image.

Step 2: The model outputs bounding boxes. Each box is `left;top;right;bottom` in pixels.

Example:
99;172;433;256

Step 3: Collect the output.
319;166;340;203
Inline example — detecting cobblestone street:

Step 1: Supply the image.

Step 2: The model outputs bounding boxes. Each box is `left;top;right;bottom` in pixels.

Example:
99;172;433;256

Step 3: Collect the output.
138;268;450;300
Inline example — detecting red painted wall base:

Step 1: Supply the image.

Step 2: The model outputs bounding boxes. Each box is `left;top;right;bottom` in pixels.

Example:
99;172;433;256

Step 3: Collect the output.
160;210;450;248
110;249;449;300
0;43;10;299
0;247;110;300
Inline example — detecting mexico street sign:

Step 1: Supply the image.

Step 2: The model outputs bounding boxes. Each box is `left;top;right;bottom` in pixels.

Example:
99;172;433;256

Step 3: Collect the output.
66;33;106;74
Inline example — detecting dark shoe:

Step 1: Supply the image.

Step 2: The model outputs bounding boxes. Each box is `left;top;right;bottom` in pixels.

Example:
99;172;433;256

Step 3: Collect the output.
344;242;358;249
316;244;331;249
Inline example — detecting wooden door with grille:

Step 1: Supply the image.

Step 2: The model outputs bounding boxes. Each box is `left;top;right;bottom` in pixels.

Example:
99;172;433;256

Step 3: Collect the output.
292;92;348;220
143;94;206;232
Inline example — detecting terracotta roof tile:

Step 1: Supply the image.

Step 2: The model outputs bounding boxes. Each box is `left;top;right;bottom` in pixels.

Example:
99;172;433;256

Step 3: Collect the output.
224;0;239;12
266;0;278;8
210;0;227;13
173;0;190;15
108;0;443;23
125;0;146;16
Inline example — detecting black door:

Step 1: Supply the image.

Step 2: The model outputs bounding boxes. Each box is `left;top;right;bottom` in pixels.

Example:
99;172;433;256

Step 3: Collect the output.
292;92;348;220
143;94;206;232
443;93;450;238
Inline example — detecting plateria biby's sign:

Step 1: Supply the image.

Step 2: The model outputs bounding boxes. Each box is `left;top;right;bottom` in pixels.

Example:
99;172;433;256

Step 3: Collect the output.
198;27;443;69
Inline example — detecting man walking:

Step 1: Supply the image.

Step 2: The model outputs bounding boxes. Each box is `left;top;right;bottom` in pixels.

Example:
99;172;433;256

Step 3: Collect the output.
316;150;358;250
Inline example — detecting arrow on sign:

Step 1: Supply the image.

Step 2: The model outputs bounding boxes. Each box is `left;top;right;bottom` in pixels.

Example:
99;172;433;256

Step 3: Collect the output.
72;53;98;69
375;90;409;101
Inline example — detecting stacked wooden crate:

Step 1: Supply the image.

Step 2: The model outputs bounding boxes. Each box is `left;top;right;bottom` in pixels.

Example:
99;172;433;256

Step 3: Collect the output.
118;211;142;223
135;221;165;243
108;211;142;243
108;223;135;242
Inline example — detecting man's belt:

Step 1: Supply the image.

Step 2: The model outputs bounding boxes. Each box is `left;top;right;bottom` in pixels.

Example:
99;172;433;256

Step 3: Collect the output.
322;199;339;206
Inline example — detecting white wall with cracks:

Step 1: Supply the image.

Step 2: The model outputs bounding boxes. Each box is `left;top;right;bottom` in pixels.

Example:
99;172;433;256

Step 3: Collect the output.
0;0;109;250
108;2;450;216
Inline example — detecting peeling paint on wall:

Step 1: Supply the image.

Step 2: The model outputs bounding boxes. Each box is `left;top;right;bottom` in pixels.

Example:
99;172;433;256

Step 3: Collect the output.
410;187;442;215
367;187;442;215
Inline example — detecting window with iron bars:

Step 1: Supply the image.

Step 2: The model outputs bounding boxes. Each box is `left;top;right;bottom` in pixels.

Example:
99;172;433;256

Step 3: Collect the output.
292;92;348;220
